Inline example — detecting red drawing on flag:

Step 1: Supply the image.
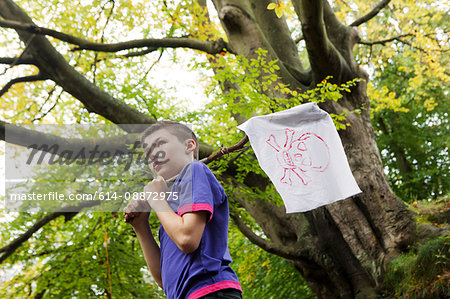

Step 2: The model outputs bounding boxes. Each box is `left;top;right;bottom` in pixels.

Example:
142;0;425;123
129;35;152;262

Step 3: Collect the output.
266;128;330;186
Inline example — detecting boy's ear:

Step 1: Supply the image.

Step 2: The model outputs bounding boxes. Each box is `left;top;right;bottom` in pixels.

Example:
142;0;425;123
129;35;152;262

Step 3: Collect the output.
184;139;196;154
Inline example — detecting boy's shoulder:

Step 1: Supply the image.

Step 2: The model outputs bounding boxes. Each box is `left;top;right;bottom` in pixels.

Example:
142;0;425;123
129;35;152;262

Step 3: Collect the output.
177;161;223;193
192;160;214;174
179;160;213;178
173;161;226;211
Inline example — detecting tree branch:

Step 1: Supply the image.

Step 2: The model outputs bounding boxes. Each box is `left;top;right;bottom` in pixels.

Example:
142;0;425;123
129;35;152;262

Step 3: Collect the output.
0;120;141;157
0;34;37;76
358;32;447;51
0;120;215;160
119;47;158;58
350;0;391;27
0;55;36;65
0;18;90;45
292;0;345;83
249;0;309;75
359;34;411;46
31;85;61;122
0;73;48;98
200;135;248;164
229;209;301;260
294;35;304;44
0;201;99;264
0;18;231;55
71;37;230;55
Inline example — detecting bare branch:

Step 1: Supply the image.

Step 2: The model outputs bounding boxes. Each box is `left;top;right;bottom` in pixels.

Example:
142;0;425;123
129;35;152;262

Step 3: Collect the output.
120;47;158;58
0;55;36;65
0;18;231;55
129;50;164;93
0;34;37;76
358;32;448;53
0;73;48;98
31;87;62;122
350;0;391;27
0;120;215;160
358;34;411;46
0;120;141;157
200;135;248;164
294;35;304;44
0;18;87;46
71;37;231;55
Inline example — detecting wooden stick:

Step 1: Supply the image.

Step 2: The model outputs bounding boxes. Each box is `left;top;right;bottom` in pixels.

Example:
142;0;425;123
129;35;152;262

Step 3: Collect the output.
200;135;249;164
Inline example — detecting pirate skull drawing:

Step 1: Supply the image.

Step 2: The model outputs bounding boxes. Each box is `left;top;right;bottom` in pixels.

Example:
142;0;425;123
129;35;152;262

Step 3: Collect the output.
266;128;330;186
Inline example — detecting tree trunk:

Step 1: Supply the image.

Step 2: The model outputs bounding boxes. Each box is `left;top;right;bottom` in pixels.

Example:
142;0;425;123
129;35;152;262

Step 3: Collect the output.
213;1;416;298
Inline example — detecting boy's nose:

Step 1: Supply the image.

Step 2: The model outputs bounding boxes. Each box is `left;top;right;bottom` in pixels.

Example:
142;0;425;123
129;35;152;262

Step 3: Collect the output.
145;148;156;164
148;149;167;163
148;151;156;161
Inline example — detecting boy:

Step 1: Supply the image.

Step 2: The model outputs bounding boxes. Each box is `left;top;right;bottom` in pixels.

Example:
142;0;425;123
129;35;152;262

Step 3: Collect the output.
124;121;242;299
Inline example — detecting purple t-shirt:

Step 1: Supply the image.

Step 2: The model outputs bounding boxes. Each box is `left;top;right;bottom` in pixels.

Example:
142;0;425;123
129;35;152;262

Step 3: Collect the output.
159;161;241;299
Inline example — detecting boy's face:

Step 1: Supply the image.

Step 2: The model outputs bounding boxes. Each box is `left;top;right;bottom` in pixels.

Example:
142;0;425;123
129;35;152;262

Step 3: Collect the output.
142;129;195;179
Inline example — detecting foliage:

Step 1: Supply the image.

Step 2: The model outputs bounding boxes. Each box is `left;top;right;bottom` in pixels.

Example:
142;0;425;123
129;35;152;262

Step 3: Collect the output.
198;49;361;185
383;235;450;298
0;0;210;124
370;54;449;202
344;0;450;202
228;222;315;299
0;209;165;298
383;194;449;298
267;1;287;19
408;194;450;227
1;124;167;297
202;48;360;127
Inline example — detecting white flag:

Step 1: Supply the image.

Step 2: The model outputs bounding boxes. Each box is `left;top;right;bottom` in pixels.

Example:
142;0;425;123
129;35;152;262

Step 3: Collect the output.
237;102;362;213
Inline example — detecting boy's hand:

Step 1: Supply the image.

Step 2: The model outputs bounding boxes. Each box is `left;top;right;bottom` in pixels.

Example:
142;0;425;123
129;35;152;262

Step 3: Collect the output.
144;176;170;210
123;199;151;226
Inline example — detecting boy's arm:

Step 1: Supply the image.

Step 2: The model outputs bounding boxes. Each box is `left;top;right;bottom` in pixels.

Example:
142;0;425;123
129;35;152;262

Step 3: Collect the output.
155;209;209;254
132;221;163;288
146;177;209;254
124;201;163;288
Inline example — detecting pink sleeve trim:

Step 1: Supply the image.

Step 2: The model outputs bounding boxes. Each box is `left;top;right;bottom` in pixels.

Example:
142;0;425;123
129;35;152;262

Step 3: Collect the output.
187;281;242;299
177;203;214;221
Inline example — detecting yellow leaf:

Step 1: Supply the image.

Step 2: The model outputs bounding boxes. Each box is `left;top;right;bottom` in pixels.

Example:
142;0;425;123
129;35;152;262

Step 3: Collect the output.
424;98;437;111
398;66;408;72
267;3;276;10
275;6;283;18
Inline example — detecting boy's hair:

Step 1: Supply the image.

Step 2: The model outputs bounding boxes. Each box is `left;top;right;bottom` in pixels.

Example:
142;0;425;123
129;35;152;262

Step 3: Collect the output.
140;121;199;160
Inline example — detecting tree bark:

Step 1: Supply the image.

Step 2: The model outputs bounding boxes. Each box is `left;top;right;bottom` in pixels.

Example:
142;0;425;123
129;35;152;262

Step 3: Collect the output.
213;1;416;298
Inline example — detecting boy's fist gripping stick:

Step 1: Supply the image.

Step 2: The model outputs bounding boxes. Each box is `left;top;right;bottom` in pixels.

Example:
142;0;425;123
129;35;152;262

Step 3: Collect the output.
123;175;175;223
